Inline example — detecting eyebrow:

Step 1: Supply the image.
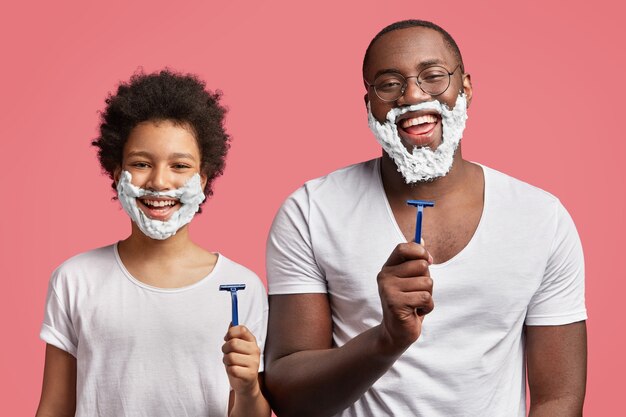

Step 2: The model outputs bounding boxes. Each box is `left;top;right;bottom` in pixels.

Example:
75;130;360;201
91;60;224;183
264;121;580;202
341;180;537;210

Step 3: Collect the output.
126;151;198;161
372;59;448;80
169;152;197;160
126;151;153;159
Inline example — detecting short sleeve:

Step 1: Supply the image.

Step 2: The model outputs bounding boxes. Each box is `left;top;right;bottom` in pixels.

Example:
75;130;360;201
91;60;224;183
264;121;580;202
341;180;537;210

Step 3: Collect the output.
526;202;587;325
40;267;78;356
266;187;328;295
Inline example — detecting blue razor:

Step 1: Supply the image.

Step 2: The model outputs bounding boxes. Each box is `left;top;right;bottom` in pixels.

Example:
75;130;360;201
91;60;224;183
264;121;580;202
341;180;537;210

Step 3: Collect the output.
219;284;246;326
407;200;435;244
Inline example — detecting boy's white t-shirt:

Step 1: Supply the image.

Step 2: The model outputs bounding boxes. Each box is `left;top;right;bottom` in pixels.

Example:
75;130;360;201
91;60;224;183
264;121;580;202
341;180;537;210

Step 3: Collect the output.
267;159;587;417
41;244;268;417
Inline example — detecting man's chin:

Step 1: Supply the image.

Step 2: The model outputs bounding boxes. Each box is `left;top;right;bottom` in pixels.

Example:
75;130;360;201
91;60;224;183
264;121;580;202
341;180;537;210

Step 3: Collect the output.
392;147;456;184
406;175;439;185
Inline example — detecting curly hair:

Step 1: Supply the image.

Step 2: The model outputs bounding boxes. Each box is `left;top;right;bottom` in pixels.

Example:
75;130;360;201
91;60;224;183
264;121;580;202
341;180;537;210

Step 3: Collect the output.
92;69;230;204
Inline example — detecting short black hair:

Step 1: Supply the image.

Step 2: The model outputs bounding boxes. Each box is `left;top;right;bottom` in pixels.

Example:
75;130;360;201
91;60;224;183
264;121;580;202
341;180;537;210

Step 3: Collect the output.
92;69;230;205
363;19;465;76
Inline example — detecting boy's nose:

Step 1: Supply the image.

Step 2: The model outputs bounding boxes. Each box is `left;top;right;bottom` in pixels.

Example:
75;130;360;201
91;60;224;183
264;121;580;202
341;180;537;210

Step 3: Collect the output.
146;167;171;191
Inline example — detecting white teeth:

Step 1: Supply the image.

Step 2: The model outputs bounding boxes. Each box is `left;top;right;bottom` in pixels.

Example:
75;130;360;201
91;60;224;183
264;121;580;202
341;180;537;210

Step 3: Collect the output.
401;114;438;128
142;200;177;207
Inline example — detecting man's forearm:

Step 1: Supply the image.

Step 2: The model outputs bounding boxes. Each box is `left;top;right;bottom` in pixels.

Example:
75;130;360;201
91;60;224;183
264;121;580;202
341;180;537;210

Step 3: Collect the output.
265;325;406;417
526;322;587;417
529;395;584;417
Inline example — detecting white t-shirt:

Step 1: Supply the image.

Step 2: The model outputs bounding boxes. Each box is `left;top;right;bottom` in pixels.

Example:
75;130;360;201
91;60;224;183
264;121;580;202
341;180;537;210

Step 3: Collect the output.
267;158;586;417
41;244;268;417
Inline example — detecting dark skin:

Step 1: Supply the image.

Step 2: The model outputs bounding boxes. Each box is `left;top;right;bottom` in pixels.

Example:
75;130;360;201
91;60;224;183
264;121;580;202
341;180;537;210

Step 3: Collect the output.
265;27;586;417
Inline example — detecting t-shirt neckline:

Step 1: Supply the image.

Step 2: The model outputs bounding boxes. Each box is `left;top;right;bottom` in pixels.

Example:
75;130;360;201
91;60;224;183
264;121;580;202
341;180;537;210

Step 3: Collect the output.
113;242;222;293
373;158;489;269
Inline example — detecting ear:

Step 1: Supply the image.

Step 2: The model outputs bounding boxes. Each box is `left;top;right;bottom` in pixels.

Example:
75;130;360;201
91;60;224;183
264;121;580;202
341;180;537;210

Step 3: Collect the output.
113;166;122;186
200;172;208;190
363;79;371;108
462;73;473;108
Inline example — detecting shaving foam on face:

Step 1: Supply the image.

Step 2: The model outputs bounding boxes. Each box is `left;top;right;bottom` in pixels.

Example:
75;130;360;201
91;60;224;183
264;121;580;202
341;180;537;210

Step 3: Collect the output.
116;171;206;240
368;94;468;183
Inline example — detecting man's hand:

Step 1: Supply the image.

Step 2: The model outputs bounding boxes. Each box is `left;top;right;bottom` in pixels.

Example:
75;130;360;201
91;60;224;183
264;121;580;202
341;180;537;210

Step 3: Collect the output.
222;325;262;396
264;241;433;416
377;242;434;352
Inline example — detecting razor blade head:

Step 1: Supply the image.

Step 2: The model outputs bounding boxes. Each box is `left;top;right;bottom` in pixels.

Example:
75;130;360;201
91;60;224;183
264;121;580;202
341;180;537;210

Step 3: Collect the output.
407;200;435;208
219;284;246;291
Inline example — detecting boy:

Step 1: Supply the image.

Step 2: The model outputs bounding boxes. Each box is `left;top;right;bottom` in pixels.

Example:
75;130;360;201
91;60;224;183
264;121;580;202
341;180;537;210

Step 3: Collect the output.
36;70;270;417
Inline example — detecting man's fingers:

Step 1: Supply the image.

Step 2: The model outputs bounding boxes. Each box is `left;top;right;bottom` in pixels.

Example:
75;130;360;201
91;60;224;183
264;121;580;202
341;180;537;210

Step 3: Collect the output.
378;274;433;296
382;259;431;279
394;276;433;294
397;291;435;315
383;288;434;312
384;243;431;267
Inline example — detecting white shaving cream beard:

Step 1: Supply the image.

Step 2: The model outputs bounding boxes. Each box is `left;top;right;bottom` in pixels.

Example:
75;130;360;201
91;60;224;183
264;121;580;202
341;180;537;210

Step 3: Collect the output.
368;94;468;183
116;171;206;240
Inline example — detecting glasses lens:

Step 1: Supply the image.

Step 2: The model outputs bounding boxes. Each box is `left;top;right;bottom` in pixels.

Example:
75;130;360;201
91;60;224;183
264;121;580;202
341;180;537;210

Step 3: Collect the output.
374;73;405;101
418;66;450;96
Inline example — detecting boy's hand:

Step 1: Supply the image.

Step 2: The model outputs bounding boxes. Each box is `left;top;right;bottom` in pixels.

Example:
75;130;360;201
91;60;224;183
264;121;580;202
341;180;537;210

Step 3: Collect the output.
222;325;262;396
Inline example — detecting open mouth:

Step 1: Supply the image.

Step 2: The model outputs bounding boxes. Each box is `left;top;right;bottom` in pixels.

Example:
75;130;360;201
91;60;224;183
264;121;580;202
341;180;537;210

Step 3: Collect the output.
137;197;181;221
396;112;441;147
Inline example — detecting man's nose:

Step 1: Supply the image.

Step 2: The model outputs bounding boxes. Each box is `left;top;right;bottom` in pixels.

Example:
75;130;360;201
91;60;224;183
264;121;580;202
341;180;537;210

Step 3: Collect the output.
397;77;431;106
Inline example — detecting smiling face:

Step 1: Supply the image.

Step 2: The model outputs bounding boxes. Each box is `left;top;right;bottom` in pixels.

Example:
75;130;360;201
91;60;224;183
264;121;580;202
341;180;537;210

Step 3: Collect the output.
364;26;472;152
114;120;208;240
118;120;207;220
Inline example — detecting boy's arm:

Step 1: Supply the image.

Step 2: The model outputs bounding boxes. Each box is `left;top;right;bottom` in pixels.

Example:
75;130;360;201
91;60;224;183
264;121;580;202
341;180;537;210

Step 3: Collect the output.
223;326;271;417
35;344;76;417
227;375;270;417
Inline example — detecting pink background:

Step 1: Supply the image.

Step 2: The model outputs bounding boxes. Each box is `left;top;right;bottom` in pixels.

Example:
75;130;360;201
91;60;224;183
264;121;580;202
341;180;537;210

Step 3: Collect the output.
1;0;624;414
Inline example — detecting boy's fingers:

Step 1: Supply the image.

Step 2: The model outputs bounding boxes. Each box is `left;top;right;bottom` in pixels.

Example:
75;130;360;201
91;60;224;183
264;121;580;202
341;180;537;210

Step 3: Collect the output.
222;351;260;368
224;364;258;381
222;337;261;355
224;325;257;343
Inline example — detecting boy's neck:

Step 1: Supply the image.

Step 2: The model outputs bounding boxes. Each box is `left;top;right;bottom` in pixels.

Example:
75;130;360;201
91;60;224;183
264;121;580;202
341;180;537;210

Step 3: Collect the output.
117;223;218;288
120;223;197;259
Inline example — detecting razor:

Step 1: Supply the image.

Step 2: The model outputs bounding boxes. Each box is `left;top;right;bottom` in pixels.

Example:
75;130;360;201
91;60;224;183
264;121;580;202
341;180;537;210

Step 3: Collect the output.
219;284;246;326
407;200;435;244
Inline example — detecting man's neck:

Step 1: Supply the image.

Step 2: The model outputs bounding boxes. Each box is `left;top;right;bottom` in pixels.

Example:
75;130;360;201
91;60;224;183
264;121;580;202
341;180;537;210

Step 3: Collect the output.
380;149;472;202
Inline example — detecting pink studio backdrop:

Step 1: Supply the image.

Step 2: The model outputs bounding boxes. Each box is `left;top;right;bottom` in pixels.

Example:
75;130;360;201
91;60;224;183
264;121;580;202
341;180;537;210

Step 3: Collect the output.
1;0;624;414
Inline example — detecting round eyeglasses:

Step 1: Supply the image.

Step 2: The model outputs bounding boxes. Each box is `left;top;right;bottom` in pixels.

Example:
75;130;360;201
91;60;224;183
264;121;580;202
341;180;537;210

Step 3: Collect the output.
365;64;461;102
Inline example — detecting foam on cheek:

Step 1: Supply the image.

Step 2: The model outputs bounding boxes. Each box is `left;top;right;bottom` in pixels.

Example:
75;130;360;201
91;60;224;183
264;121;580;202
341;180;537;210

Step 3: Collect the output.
368;94;468;183
116;171;206;240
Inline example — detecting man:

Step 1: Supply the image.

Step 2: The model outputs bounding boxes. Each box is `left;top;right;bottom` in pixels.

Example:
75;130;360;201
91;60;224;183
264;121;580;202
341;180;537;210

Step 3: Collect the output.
264;20;587;417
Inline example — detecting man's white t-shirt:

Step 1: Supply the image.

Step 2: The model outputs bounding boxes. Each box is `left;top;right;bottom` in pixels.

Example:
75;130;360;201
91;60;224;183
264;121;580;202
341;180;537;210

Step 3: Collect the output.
267;159;586;417
41;244;268;417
